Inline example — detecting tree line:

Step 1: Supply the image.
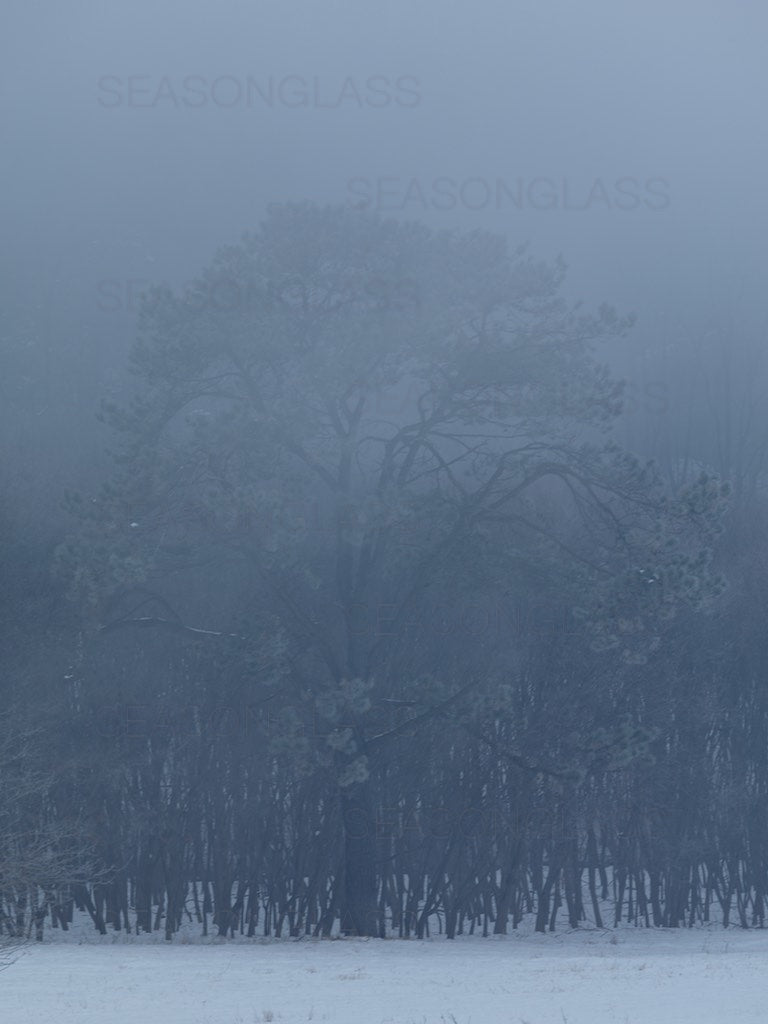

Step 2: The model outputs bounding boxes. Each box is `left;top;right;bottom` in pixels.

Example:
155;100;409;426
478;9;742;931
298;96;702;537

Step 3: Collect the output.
3;203;767;941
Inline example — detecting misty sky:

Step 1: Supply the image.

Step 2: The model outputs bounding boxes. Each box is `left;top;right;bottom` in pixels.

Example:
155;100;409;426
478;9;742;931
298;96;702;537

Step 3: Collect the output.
2;0;767;493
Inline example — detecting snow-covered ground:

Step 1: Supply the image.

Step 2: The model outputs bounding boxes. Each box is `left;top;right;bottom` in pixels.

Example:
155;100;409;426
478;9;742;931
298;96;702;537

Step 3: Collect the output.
3;924;767;1024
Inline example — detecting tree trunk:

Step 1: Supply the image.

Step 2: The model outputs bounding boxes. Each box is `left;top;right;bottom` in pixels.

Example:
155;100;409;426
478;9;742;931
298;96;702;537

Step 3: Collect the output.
340;782;379;936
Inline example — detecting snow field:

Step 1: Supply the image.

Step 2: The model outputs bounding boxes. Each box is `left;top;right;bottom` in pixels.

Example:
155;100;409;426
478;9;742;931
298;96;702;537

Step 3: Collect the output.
3;925;767;1024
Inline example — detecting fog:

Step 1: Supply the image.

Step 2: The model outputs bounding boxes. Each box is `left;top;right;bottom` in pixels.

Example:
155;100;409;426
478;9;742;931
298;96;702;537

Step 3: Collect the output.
3;0;768;974
3;1;767;515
